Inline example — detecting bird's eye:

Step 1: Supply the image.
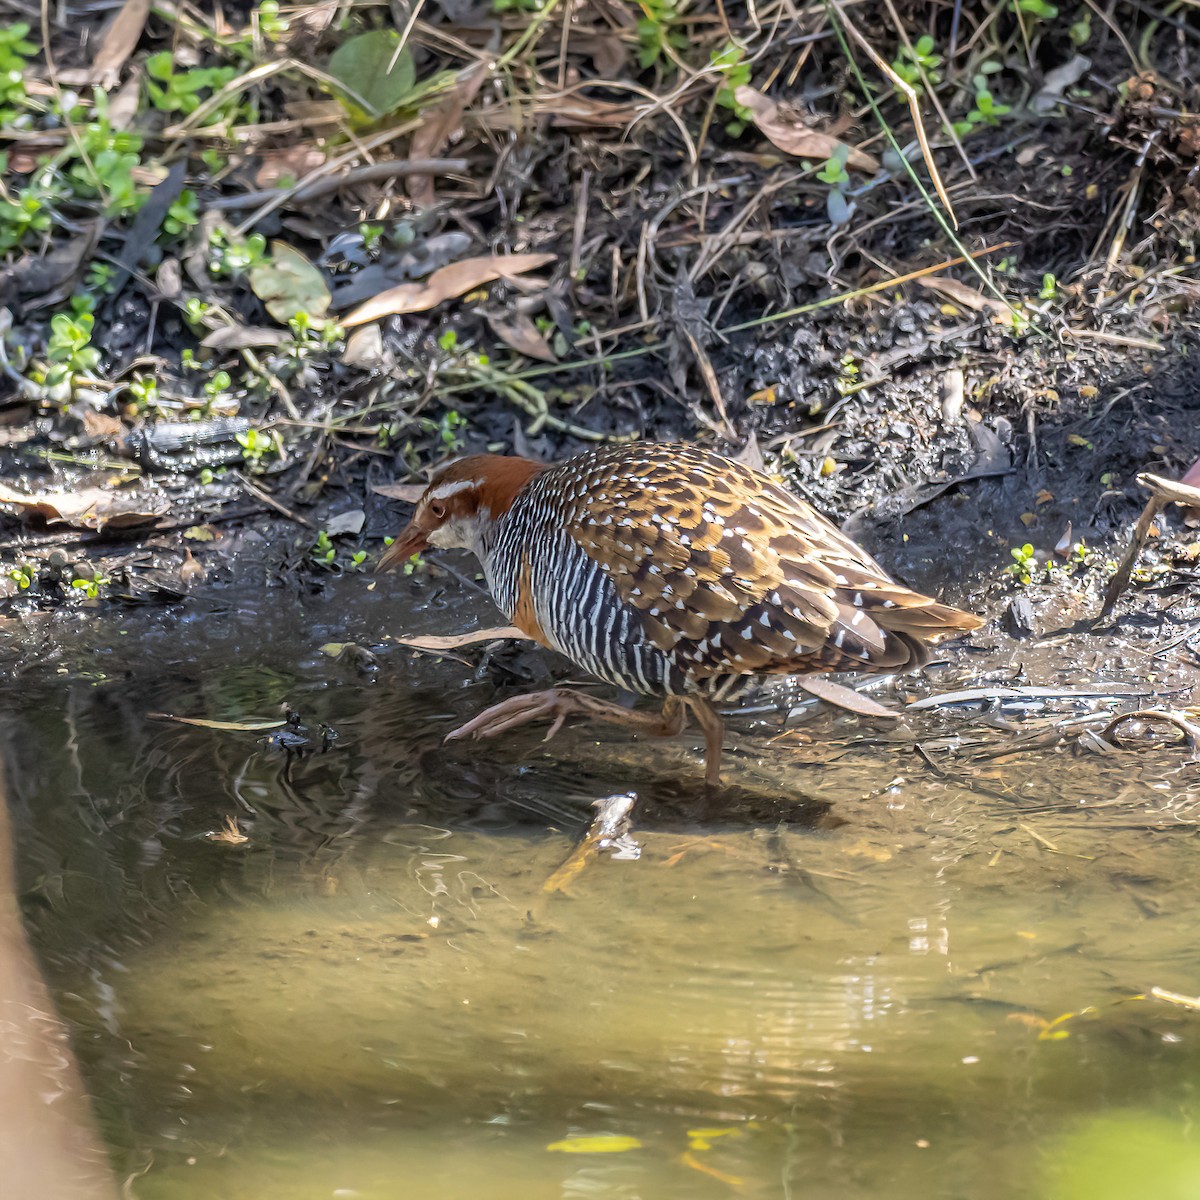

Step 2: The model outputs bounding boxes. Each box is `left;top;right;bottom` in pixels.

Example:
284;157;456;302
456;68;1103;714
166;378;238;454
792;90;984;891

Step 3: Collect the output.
429;500;447;520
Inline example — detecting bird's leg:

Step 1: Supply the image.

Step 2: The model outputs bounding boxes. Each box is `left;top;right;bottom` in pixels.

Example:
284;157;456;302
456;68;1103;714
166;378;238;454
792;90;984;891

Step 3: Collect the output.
685;697;725;787
445;690;688;746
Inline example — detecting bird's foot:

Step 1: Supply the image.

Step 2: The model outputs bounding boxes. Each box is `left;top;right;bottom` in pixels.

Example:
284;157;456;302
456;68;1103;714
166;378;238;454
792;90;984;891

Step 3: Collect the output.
444;688;628;744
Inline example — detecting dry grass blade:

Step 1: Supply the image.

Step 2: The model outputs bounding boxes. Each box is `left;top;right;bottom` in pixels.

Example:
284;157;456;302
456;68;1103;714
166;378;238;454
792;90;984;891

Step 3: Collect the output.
680;328;735;438
722;240;1015;333
408;64;485;208
832;0;958;229
342;253;556;326
881;0;974;181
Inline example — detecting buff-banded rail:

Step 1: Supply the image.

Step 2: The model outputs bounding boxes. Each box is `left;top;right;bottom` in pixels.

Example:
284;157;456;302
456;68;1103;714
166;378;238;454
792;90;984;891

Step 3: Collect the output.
378;443;984;785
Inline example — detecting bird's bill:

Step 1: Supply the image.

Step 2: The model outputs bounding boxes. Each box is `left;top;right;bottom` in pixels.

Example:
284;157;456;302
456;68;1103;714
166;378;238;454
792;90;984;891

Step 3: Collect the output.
375;523;430;573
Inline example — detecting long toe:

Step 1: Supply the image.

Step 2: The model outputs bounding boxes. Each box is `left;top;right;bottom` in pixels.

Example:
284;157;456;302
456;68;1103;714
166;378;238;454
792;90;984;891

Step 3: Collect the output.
443;690;564;743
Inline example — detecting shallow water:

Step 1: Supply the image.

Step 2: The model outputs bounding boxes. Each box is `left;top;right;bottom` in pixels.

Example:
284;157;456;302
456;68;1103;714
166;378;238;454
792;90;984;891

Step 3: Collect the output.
3;580;1200;1200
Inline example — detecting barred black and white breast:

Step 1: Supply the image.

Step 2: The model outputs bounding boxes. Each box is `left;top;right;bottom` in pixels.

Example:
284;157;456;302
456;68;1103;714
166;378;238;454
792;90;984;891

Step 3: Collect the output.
379;443;983;702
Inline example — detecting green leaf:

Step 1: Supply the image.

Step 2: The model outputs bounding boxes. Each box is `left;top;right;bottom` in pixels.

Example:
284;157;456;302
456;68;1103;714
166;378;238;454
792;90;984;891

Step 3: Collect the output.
327;31;416;119
248;241;331;324
546;1135;643;1154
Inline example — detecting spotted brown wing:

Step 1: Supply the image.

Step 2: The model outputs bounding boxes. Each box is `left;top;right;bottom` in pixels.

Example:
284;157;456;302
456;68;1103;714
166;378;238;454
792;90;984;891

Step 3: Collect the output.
561;445;980;679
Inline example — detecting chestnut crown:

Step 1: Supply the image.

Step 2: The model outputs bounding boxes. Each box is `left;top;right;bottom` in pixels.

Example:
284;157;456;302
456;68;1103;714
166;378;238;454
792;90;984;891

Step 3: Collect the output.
376;454;544;572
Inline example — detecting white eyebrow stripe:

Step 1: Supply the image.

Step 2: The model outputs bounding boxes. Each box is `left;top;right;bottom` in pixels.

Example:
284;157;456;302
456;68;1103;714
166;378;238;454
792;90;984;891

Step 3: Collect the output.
429;479;480;501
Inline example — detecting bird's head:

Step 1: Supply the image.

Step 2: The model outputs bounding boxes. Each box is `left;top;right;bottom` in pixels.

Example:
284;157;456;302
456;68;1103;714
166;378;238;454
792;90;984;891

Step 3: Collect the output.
376;454;545;572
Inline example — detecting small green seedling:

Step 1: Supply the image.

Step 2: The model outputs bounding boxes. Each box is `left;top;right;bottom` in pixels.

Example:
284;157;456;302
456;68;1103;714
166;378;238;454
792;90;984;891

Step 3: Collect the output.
236;427;276;463
817;146;851;187
145;53;238;120
359;223;385;254
129;374;159;410
0;188;52;253
85;261;118;293
61;97;145;216
0;23;36;122
204;370;232;400
183;297;212;328
163;189;200;237
710;42;753;136
636;0;688;69
256;0;288;39
70;569;109;599
46;310;101;383
438;409;467;451
208;229;268;278
1005;543;1037;585
312;530;336;565
892;34;943;92
954;67;1011;137
8;562;35;590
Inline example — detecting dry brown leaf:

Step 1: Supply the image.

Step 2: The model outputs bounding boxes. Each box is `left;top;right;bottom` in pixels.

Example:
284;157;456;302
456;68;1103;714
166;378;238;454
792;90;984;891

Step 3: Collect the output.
341;325;387;370
478;96;638;130
80;410;126;442
573;34;627;77
286;0;338;41
254;146;327;188
918;276;1014;325
3;222;102;312
735;87;878;173
201;325;288;351
0;483;168;530
486;312;558;362
796;676;899;718
107;71;142;129
917;275;1000;312
394;627;529;651
371;482;427;502
55;0;149;88
407;66;485;209
342;254;556;327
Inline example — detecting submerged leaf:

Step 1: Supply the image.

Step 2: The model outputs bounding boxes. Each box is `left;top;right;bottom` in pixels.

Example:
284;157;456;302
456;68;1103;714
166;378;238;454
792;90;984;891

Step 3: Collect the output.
546;1135;643;1154
797;676;898;718
0;483;168;530
148;713;287;731
394;627;528;651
